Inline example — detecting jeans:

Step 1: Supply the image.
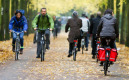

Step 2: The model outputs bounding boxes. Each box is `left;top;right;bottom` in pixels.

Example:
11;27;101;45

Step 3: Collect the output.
12;32;24;50
37;29;50;56
85;33;89;48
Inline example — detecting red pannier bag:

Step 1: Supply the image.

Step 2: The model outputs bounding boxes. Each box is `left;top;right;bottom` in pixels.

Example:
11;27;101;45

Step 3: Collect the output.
98;48;106;61
109;49;118;62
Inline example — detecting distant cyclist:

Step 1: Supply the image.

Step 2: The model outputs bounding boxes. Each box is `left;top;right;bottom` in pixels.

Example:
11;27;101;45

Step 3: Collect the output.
80;14;90;51
65;11;82;57
32;8;54;58
9;10;28;54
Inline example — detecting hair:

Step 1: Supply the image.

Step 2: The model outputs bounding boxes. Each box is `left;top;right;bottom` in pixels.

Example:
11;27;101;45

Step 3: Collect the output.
90;15;95;19
97;11;101;17
72;11;78;18
41;8;47;12
15;10;22;16
104;9;113;15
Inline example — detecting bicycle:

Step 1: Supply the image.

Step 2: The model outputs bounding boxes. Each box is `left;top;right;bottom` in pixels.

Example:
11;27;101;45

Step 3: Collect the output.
96;38;101;62
72;38;78;61
37;29;49;62
12;31;23;60
81;31;87;54
99;38;117;76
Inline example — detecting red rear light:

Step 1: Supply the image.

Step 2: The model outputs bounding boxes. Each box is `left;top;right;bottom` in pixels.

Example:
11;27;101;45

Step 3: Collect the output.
74;40;77;42
97;41;101;44
106;48;111;50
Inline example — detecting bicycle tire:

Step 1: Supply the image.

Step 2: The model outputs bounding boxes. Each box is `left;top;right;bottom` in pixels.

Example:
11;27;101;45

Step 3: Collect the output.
73;49;76;61
104;61;108;76
41;43;45;62
82;45;84;54
15;41;19;60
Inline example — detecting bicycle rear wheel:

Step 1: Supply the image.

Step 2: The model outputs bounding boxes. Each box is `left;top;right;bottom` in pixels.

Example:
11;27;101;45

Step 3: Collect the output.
82;45;84;54
73;49;77;61
104;61;109;76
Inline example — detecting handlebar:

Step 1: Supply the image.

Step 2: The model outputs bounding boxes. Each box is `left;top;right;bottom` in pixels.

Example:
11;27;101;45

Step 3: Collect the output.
11;30;24;35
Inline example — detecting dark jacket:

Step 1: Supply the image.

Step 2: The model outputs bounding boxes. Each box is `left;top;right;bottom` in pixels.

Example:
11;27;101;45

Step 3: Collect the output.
97;14;119;38
65;17;82;43
90;16;101;34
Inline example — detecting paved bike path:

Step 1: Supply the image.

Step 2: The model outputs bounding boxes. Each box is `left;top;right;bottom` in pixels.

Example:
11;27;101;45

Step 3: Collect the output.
0;32;129;80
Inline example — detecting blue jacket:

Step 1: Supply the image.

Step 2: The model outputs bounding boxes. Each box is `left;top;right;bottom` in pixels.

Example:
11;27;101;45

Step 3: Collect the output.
9;16;28;32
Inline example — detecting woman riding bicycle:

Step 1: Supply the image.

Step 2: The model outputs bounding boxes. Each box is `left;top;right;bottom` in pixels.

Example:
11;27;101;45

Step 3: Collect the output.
97;9;119;66
65;11;82;57
9;10;28;54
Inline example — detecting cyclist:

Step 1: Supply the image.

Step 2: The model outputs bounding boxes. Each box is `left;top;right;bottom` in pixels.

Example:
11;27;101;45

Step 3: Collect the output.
53;16;59;38
97;9;119;66
32;8;54;58
90;12;101;59
9;10;28;54
80;14;90;51
65;11;82;57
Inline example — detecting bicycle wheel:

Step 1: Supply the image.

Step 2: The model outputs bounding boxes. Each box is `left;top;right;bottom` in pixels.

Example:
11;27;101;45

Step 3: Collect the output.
73;49;77;61
41;44;45;62
104;61;109;76
82;45;84;54
15;42;19;60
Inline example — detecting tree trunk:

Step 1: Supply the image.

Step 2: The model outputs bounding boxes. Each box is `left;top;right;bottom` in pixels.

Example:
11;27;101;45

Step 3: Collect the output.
120;1;126;44
4;0;10;40
0;0;5;41
125;0;129;47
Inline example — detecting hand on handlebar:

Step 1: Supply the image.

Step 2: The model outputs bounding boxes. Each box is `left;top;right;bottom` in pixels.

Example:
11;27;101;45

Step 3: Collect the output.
34;28;37;31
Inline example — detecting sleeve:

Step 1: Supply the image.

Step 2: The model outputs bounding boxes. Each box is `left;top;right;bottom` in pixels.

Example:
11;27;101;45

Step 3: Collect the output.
23;16;28;31
48;15;54;29
89;19;93;34
32;15;39;28
97;18;103;37
65;19;70;33
9;16;15;30
114;19;119;38
80;19;82;28
87;20;90;32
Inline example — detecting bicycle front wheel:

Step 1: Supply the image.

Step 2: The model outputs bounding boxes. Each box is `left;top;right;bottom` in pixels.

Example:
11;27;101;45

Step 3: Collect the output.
41;44;45;62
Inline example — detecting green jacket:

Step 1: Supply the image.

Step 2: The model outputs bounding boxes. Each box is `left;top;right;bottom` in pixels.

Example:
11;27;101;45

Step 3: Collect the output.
32;14;54;29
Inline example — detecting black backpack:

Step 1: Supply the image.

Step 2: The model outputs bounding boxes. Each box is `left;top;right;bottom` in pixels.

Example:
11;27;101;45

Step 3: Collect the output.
36;14;50;27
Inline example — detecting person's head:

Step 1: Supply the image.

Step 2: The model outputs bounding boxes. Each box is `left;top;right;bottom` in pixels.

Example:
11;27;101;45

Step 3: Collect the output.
53;16;56;21
41;8;47;16
15;10;22;19
72;11;78;18
97;11;101;17
104;9;113;15
82;14;85;17
90;15;94;19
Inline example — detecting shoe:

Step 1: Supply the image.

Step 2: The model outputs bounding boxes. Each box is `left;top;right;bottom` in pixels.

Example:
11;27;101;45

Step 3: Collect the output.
67;54;72;57
46;44;50;50
92;55;95;59
36;55;40;58
110;62;114;65
20;50;23;54
86;48;88;51
12;46;15;52
78;48;80;51
99;62;103;66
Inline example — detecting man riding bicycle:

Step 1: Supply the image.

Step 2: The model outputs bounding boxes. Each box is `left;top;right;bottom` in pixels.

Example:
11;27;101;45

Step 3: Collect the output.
97;9;119;66
9;10;28;54
65;11;82;57
32;8;54;58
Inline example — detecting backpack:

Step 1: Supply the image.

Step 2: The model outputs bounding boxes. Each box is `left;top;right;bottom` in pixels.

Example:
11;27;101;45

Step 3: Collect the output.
36;14;50;27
